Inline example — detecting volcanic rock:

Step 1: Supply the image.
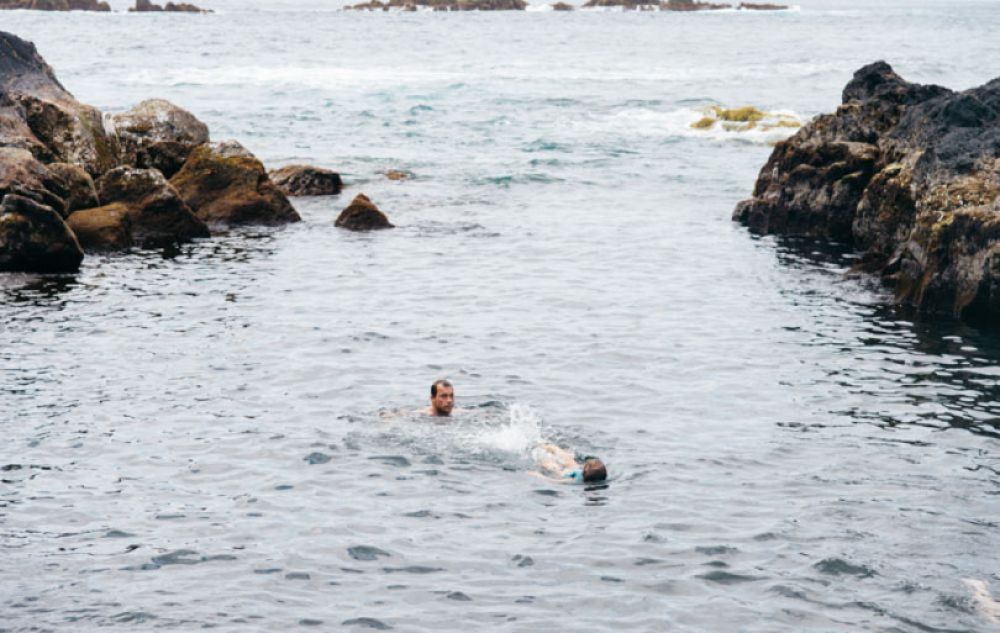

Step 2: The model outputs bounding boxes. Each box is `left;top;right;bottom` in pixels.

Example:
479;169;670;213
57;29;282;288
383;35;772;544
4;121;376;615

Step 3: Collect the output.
268;165;343;196
0;193;83;272
110;99;210;178
94;166;208;247
335;193;394;231
170;141;300;227
734;61;1000;322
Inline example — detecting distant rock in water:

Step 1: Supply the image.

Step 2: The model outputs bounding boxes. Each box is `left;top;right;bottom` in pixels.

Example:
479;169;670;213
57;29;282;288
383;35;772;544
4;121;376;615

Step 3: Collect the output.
690;105;800;134
130;0;211;12
734;61;1000;323
269;165;343;196
335;193;394;231
347;0;526;10
551;1;574;9
383;170;412;181
0;0;110;10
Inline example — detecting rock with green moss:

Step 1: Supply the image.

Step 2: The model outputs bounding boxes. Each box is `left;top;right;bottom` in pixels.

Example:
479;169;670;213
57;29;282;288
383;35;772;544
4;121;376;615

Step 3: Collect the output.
170;141;300;227
734;61;1000;323
0;193;83;272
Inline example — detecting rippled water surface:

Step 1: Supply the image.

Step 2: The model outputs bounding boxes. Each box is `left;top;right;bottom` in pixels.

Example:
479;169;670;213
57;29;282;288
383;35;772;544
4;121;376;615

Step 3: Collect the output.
2;1;1000;631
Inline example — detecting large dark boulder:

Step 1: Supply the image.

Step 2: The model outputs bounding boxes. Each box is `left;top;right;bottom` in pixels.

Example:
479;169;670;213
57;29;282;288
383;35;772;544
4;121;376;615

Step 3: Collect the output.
335;193;393;231
66;203;133;251
0;32;118;176
0;193;83;272
734;61;1000;323
109;99;209;179
170;141;300;227
91;166;208;248
0;147;71;215
268;165;343;197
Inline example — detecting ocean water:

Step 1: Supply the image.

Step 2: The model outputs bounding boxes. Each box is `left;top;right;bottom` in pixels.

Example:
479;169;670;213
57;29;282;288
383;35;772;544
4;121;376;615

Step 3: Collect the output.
2;1;1000;631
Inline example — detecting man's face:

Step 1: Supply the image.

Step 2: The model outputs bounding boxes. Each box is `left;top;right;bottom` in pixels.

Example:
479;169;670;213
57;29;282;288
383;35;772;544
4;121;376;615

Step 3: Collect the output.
430;385;454;416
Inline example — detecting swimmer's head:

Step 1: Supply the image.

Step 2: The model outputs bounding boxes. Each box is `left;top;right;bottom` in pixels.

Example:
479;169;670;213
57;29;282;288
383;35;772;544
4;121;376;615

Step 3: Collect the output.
582;458;607;483
429;379;454;416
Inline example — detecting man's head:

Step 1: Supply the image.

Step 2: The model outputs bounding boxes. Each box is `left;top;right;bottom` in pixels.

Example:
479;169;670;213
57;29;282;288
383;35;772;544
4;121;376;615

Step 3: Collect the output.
429;379;454;416
581;458;607;483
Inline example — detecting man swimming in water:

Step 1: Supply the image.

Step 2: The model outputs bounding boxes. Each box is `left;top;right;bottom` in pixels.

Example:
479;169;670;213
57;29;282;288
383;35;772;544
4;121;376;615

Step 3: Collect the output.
534;443;607;483
422;379;455;417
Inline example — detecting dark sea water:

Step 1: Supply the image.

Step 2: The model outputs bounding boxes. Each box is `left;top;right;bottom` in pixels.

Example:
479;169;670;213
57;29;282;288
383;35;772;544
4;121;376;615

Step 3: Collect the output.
2;1;1000;631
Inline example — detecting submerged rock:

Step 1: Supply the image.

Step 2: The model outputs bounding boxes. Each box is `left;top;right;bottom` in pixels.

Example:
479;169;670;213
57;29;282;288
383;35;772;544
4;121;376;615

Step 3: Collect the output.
0;193;83;272
268;165;343;196
109;99;210;179
734;61;1000;323
170;141;300;227
335;193;394;231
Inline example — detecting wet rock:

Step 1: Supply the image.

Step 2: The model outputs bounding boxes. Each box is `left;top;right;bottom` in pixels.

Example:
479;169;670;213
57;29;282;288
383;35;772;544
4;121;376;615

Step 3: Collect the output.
66;202;133;251
109;99;210;179
335;193;393;231
734;60;1000;322
0;147;70;215
170;141;300;227
46;162;98;214
0;32;118;176
94;166;208;248
551;1;573;9
268;165;343;196
0;193;83;272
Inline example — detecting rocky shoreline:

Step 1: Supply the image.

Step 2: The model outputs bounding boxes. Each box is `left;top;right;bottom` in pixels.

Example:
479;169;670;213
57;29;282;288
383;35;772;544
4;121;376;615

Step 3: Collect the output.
734;61;1000;324
0;31;382;274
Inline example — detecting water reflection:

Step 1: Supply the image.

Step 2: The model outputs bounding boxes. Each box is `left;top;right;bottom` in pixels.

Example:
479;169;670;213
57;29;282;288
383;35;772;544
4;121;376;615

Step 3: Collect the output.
769;235;1000;438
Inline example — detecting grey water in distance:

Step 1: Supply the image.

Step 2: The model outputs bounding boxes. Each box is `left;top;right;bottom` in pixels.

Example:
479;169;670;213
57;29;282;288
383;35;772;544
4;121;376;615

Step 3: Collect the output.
3;1;1000;631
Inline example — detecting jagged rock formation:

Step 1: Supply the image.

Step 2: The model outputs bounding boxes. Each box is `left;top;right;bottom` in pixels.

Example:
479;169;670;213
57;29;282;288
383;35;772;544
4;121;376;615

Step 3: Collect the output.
734;61;1000;323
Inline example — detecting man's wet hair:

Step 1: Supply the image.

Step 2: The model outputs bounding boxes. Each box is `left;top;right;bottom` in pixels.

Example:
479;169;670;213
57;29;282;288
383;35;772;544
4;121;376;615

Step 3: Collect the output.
430;379;452;397
582;458;607;483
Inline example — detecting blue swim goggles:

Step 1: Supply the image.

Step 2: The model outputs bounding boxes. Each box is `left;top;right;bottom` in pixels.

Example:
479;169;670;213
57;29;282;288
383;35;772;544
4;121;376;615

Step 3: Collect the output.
564;469;584;483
